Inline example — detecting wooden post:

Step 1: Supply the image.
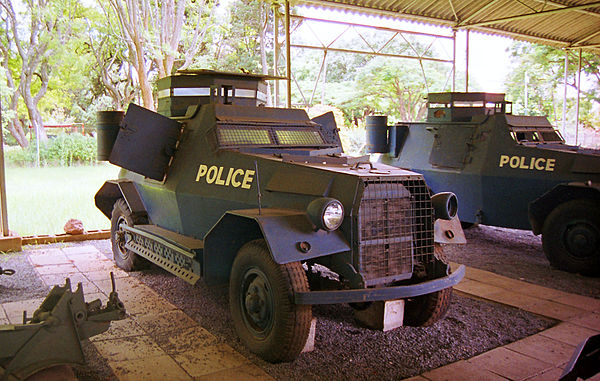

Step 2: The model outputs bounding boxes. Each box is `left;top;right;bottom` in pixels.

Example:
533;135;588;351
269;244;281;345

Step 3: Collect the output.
0;100;21;251
0;99;9;236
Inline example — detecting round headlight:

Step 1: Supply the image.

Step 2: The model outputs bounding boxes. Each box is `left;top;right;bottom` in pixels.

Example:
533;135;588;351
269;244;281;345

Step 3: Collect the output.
307;198;344;231
323;201;344;230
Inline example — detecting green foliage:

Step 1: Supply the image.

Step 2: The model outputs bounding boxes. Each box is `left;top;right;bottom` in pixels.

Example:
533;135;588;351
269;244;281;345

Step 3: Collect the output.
343;57;451;124
5;133;97;167
213;0;269;73
505;42;600;130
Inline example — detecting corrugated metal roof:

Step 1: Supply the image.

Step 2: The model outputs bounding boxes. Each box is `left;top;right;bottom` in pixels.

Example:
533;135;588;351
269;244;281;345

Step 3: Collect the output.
298;0;600;51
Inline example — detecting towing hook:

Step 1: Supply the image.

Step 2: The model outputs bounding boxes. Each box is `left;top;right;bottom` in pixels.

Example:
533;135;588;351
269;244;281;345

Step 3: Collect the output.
0;266;15;276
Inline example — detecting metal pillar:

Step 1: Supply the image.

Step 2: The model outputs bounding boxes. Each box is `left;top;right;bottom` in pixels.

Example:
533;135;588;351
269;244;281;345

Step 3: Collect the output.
274;7;280;107
0;99;9;236
465;29;470;92
562;50;569;135
285;0;292;108
524;71;529;114
452;30;456;92
575;48;582;145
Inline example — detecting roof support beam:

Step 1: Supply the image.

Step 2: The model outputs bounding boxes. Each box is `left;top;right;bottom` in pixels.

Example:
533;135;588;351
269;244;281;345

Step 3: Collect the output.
291;44;454;63
447;0;458;21
570;28;600;47
570;42;600;49
456;1;600;28
528;0;600;19
291;15;453;40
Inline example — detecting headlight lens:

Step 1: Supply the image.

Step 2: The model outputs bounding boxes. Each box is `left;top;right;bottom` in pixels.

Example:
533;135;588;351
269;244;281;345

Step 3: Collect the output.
307;198;345;231
323;201;344;230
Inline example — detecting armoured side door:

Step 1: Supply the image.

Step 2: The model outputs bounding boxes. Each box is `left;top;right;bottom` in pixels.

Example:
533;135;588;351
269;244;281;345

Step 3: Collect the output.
428;125;475;169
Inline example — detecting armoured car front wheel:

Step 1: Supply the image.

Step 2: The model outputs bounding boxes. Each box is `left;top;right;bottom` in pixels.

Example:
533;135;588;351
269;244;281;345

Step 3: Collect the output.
110;199;148;271
229;239;312;363
542;199;600;276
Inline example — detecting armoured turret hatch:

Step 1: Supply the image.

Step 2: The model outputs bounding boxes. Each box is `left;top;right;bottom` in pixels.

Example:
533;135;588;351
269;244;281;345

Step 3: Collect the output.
427;92;511;122
157;70;273;117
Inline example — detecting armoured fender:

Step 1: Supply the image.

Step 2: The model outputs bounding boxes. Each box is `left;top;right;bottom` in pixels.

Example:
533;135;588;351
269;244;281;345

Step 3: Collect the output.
529;182;600;235
94;180;148;219
203;209;351;286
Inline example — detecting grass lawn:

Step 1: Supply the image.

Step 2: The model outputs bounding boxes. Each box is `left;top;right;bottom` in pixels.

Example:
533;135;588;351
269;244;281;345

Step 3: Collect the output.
5;163;120;236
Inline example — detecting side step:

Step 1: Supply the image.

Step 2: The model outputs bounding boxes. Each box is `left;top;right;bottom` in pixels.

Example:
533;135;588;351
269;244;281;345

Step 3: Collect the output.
123;225;203;285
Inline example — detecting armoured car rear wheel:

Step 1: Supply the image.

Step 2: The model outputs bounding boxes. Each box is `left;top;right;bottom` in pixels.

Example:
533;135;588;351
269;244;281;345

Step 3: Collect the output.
229;239;312;363
404;287;452;327
110;199;148;271
542;199;600;276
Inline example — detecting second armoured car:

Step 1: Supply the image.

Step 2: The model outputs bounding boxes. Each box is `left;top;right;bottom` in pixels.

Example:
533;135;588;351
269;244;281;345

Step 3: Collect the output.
369;92;600;276
95;70;465;362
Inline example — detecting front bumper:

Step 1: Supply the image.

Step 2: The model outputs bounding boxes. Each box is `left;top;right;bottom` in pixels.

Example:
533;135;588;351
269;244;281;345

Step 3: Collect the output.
294;265;465;305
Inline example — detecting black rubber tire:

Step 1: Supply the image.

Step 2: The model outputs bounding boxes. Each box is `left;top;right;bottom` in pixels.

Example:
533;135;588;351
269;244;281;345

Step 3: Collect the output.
110;199;148;271
542;199;600;277
229;239;312;363
404;287;453;327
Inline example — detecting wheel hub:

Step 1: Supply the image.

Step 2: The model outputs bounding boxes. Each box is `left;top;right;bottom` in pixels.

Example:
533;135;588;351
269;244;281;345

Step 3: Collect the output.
564;222;599;258
115;216;130;259
241;269;273;335
245;279;268;323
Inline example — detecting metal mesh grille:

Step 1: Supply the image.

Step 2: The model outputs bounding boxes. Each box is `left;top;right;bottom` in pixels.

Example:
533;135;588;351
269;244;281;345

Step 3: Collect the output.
217;127;273;145
215;123;329;148
275;130;324;145
358;178;434;286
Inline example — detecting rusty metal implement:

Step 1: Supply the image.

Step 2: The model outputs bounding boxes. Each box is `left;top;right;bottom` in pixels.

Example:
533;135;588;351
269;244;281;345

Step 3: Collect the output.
0;273;126;380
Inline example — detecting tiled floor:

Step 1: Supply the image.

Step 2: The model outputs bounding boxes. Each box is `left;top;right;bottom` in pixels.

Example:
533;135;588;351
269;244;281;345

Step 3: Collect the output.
1;246;599;381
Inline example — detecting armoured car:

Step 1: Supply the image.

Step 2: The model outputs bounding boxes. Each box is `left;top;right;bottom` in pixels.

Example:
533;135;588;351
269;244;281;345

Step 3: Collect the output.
369;92;600;276
95;70;466;362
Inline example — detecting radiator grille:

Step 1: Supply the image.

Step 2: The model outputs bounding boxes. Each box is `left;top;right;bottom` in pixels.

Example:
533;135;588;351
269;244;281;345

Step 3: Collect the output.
358;178;434;286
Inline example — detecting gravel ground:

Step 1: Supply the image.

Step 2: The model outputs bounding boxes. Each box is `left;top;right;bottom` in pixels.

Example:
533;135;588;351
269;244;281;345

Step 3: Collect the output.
131;267;553;381
3;224;593;380
0;251;49;304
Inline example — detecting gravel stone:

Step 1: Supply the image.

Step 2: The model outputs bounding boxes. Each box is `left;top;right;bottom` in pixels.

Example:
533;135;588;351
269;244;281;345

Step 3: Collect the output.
133;268;554;380
0;251;48;304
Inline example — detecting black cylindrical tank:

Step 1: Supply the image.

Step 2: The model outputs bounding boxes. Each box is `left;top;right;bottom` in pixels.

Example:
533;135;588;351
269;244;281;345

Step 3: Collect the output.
366;115;388;153
96;111;124;161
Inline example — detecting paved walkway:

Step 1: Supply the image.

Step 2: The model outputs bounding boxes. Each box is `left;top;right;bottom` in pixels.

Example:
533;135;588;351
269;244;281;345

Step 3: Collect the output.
1;245;273;381
406;264;600;381
1;245;599;380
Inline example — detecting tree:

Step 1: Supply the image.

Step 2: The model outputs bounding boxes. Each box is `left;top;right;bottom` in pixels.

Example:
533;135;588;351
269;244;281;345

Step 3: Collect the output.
213;0;269;73
101;0;215;109
505;42;600;129
343;57;451;124
85;17;136;110
0;0;85;146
